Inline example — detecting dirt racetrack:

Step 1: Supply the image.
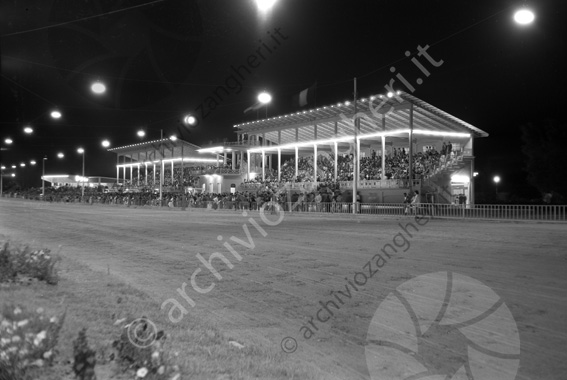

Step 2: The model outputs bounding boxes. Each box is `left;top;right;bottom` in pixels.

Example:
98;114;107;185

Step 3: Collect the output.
1;198;566;379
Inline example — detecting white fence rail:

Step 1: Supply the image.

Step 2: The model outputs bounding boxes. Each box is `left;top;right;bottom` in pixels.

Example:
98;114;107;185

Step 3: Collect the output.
2;194;566;221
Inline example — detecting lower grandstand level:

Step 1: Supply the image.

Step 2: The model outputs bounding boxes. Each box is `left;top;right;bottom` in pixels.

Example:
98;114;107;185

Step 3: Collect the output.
105;92;482;205
108;141;472;205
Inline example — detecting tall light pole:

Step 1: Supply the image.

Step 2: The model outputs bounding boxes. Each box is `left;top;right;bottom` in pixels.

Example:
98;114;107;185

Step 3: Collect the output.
0;165;5;197
258;91;272;118
493;175;500;196
42;157;47;196
78;148;85;198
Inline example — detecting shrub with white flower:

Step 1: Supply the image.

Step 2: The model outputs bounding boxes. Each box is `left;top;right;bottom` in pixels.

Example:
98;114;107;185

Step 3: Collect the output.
0;304;65;379
0;242;60;285
113;317;177;380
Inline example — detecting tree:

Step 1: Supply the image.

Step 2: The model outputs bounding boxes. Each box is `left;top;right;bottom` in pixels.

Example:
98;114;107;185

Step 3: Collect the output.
521;119;567;203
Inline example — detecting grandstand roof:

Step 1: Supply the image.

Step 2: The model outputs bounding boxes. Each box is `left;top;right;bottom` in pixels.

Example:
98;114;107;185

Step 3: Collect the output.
107;138;220;165
108;138;202;157
233;91;488;146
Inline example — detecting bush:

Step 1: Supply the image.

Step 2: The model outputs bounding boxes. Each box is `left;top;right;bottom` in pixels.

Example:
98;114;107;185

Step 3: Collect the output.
0;304;65;379
113;317;178;379
0;243;16;283
72;328;96;380
0;242;60;285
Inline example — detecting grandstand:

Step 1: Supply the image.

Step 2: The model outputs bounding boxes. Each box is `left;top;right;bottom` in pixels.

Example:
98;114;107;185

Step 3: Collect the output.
202;91;488;204
107;91;488;204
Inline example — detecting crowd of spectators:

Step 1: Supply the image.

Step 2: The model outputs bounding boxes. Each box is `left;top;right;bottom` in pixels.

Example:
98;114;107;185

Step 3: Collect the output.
245;146;444;183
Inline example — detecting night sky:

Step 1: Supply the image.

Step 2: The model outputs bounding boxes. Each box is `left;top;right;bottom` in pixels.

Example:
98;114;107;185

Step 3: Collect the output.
1;0;565;197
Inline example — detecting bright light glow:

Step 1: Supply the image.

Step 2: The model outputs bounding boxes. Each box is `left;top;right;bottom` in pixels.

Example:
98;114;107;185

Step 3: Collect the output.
248;135;354;153
43;175;69;179
493;176;501;184
451;175;470;183
50;110;62;119
514;9;535;25
184;115;197;126
137;130;146;137
30;160;36;165
77;148;84;154
11;165;16;169
0;166;5;170
20;163;26;167
197;146;225;153
24;126;33;134
387;92;394;98
473;172;479;177
101;140;110;148
4;138;12;144
170;135;177;141
75;175;88;182
57;152;64;158
117;157;218;168
412;130;471;138
11;173;15;177
256;0;276;12
91;82;106;94
258;91;272;104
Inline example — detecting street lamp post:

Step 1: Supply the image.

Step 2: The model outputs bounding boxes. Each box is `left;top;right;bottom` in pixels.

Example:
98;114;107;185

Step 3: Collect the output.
0;166;5;197
493;175;500;196
42;157;47;196
258;91;272;118
78;148;85;198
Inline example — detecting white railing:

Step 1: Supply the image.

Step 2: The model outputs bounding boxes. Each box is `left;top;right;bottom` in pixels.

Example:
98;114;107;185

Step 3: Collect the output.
4;195;566;221
239;179;420;191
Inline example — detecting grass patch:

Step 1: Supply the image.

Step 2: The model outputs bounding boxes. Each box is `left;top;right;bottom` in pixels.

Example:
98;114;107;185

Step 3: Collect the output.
0;240;315;379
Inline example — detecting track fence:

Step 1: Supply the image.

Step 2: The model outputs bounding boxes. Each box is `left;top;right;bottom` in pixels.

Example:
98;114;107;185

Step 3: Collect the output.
2;194;566;221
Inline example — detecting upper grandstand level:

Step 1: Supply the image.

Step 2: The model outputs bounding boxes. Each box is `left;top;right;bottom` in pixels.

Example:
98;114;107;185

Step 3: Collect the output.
232;91;487;145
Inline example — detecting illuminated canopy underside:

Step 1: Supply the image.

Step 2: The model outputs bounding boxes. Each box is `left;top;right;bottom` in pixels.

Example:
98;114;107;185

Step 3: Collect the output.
234;92;488;150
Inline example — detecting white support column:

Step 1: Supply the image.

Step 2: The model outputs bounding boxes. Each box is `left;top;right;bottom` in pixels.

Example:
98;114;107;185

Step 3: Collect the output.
171;161;174;185
261;150;265;181
223;152;227;165
181;144;184;190
130;165;133;183
381;136;386;181
408;104;414;191
145;164;148;186
356;138;361;181
295;146;299;178
231;151;235;170
153;163;156;186
277;148;281;182
334;142;338;181
470;137;474;206
314;144;318;183
116;155;119;184
247;151;251;180
161;160;165;193
137;164;140;186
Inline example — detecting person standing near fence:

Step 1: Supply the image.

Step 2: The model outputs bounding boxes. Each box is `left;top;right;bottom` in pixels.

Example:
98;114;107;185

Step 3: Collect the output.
410;190;420;214
315;192;322;212
403;192;411;214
